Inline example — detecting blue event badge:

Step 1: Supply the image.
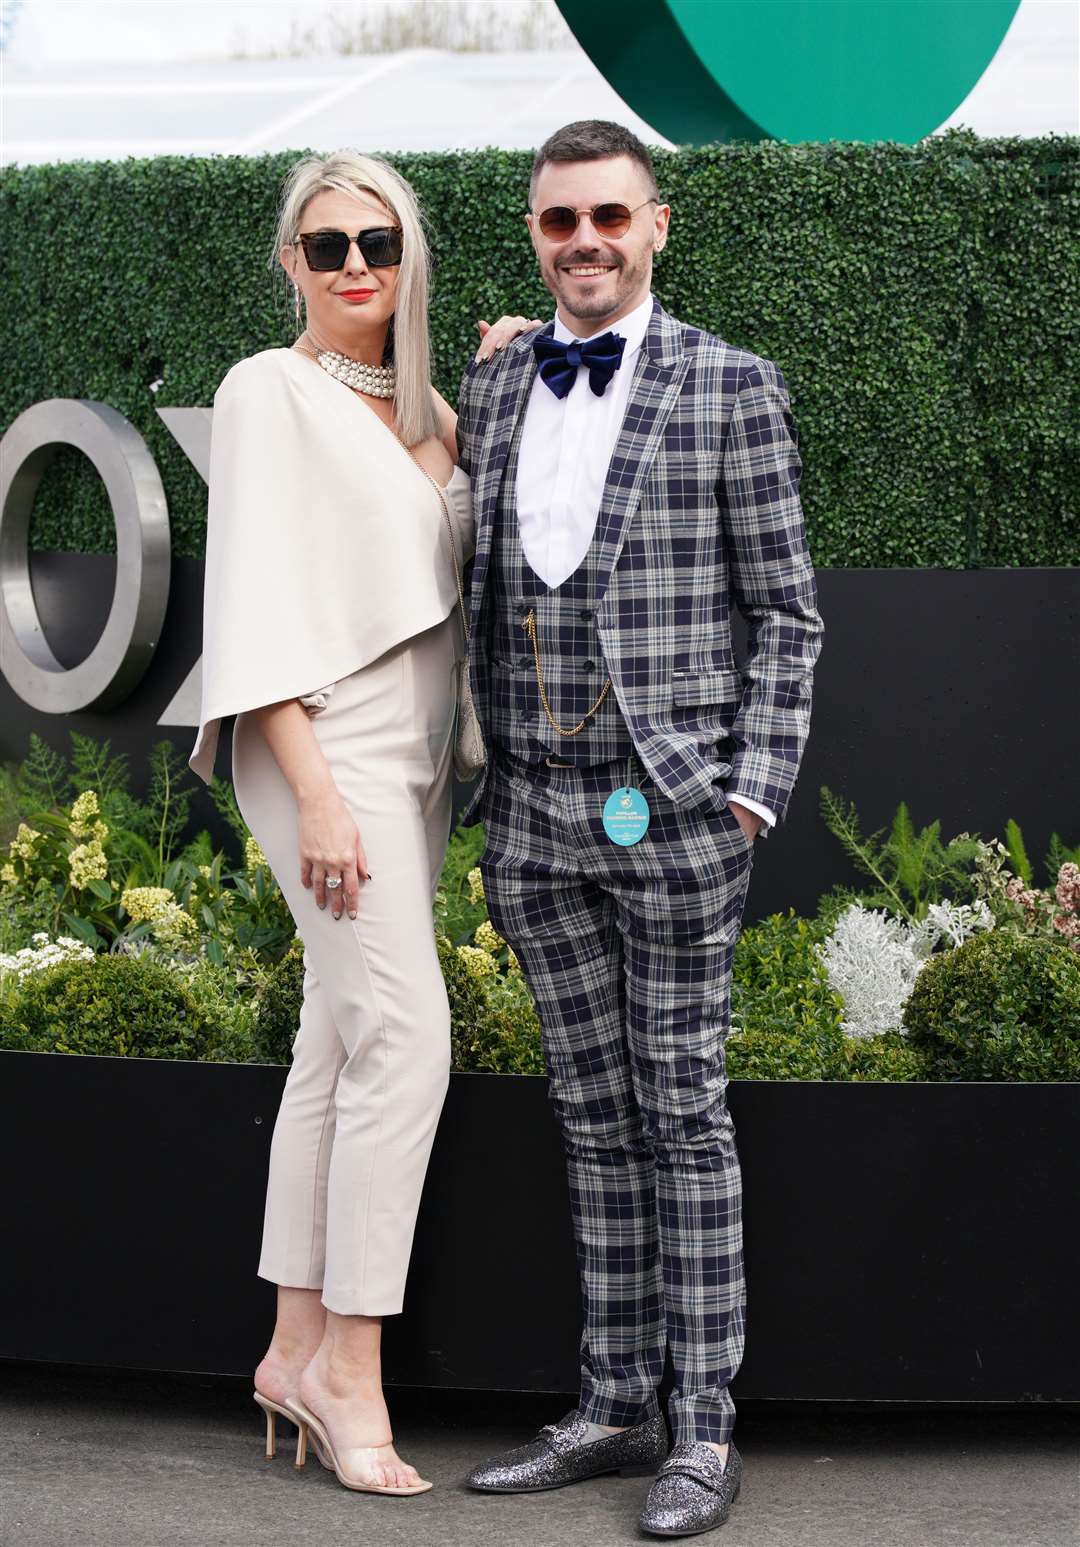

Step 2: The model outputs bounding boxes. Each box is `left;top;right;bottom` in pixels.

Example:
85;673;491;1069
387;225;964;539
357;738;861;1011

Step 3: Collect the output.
602;786;651;846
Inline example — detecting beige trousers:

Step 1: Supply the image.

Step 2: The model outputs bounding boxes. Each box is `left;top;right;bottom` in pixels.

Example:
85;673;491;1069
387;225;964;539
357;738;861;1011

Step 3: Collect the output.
231;613;457;1315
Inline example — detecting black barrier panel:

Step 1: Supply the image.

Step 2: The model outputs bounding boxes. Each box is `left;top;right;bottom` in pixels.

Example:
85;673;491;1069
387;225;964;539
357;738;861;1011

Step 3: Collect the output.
2;564;1077;922
2;1053;1078;1401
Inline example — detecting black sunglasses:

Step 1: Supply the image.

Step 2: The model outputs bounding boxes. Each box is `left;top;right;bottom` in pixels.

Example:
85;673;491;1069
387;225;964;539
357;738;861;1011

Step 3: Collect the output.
295;226;403;271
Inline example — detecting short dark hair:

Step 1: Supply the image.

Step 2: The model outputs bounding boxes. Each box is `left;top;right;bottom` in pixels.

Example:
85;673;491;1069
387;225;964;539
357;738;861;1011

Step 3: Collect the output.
529;120;659;206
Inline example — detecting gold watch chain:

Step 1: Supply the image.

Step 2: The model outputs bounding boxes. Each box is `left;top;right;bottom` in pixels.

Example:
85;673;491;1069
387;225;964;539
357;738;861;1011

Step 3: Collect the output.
523;609;612;737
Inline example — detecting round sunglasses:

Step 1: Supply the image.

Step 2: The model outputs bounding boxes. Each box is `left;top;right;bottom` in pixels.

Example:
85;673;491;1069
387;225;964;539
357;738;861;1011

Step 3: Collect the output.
534;199;658;241
295;226;403;272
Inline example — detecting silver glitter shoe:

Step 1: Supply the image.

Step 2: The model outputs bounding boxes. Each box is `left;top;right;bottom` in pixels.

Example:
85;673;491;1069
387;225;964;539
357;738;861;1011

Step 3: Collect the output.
639;1441;743;1537
465;1409;667;1493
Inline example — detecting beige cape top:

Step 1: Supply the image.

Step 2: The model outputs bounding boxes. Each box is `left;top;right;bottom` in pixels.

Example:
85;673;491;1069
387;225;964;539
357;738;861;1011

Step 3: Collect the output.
189;347;473;784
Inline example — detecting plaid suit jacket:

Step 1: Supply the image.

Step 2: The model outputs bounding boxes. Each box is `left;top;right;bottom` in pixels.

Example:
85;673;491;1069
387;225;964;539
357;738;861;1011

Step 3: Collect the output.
456;298;823;826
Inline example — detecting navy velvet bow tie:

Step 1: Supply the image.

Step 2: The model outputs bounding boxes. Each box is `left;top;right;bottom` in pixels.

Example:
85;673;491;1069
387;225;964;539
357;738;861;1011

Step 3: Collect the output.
532;329;627;399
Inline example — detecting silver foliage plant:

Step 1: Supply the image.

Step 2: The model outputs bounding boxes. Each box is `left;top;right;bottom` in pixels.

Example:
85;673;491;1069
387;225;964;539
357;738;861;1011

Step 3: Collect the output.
818;901;994;1039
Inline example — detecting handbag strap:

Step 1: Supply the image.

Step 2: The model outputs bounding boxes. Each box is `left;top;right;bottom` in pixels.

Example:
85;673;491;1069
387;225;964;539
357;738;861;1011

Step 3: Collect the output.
407;451;471;646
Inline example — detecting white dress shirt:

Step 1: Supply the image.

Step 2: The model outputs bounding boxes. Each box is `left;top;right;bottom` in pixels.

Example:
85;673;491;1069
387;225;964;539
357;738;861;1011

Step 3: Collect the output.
515;292;775;833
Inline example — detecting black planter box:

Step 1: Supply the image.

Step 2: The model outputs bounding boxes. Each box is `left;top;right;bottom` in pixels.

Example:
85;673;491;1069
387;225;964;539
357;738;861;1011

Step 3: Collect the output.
2;1050;1077;1403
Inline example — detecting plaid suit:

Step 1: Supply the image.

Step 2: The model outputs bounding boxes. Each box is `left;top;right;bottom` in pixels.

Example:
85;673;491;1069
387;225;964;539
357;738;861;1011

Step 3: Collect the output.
458;300;822;826
456;300;822;1443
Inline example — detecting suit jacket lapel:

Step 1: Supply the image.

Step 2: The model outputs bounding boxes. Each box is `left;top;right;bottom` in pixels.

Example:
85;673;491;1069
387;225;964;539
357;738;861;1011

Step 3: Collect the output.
594;300;689;595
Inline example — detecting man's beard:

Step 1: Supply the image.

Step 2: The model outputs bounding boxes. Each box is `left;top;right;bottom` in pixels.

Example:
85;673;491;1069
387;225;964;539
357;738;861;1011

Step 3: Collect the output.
549;253;642;321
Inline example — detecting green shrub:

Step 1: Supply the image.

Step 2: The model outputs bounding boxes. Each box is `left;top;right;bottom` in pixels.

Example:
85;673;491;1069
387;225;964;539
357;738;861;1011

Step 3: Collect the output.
2;136;1077;568
2;953;214;1059
903;931;1080;1080
253;938;305;1064
726;911;839;1080
179;956;261;1064
438;933;545;1075
835;1031;930;1082
434;825;488;944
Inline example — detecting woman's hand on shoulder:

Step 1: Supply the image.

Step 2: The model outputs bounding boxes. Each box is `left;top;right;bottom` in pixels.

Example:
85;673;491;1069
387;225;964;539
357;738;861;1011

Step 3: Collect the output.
474;315;545;363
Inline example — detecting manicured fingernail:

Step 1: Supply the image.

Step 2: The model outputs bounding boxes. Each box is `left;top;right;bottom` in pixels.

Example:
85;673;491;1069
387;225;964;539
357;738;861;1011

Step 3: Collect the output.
349;910;357;919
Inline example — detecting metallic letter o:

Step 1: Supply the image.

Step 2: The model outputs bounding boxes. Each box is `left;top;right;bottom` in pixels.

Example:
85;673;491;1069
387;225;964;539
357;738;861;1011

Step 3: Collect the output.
0;399;170;712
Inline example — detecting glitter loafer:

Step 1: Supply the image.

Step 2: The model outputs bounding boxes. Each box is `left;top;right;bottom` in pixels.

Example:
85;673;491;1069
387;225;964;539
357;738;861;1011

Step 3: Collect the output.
465;1409;667;1493
639;1441;743;1537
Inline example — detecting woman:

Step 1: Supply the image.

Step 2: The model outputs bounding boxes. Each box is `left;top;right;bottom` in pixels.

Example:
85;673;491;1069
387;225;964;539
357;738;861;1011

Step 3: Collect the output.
190;149;533;1496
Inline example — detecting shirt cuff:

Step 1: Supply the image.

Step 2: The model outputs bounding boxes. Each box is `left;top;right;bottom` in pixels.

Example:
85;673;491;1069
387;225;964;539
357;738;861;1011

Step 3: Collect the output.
726;792;776;835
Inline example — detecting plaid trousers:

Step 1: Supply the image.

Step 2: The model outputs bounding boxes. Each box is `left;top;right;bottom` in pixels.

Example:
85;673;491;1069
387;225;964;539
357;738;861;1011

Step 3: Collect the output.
480;745;753;1444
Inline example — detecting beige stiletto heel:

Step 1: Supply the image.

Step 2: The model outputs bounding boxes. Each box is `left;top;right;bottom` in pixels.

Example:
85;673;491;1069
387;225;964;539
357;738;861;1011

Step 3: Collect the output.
284;1397;433;1496
254;1390;333;1469
254;1392;292;1459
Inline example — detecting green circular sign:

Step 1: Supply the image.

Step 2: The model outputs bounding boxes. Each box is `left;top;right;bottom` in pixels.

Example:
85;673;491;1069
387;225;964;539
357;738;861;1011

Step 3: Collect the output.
557;0;1021;144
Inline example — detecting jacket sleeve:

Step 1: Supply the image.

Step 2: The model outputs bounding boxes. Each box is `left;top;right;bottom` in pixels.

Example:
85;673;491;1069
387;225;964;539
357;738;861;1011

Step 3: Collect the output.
719;358;824;825
455;362;478;479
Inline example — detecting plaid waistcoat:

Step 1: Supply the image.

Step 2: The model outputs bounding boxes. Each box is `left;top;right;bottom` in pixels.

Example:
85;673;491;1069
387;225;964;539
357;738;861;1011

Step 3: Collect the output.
486;417;634;765
456;300;824;826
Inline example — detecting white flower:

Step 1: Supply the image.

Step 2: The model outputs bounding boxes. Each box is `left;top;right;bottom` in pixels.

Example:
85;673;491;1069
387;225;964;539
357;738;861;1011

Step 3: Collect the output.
0;933;95;982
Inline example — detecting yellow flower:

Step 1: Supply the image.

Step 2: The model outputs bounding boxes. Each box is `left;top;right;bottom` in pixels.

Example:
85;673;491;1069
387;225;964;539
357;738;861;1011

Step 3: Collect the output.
153;903;197;946
456;944;497;979
69;841;108;890
10;823;43;861
244;836;269;873
0;862;16;886
70;790;108;842
466;866;485;905
198;864;213;879
474;919;505;954
121;886;176;922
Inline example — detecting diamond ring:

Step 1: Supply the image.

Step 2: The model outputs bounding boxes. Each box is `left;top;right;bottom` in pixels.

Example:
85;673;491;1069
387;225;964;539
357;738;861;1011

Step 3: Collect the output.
325;875;343;890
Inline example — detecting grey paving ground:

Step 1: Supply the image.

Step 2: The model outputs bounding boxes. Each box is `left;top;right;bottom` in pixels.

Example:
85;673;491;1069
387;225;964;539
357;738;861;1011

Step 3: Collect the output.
1;1365;1077;1547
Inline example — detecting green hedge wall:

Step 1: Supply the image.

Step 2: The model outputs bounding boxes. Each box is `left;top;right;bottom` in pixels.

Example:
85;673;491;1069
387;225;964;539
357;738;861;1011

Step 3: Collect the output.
1;133;1077;567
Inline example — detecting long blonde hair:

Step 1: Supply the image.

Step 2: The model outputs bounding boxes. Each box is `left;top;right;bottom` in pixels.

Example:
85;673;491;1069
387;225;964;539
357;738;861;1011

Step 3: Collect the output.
271;150;440;448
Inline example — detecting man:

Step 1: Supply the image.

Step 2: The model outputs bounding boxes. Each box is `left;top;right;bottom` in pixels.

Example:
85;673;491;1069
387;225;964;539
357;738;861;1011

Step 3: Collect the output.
458;120;822;1538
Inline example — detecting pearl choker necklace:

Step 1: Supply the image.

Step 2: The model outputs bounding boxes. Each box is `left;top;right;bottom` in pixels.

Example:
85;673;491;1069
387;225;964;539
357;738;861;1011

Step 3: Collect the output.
316;349;397;399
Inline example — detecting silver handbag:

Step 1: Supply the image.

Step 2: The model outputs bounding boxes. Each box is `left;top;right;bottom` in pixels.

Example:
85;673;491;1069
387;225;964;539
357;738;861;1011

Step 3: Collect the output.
417;461;487;782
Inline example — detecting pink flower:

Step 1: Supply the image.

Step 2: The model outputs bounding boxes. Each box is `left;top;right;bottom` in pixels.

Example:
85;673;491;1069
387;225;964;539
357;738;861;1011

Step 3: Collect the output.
1004;877;1040;914
1055;862;1080;913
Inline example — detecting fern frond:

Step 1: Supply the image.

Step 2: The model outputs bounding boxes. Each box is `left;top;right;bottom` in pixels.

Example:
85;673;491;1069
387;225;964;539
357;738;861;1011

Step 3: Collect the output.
68;731;130;803
179;829;215;868
18;733;69;811
819;787;912;920
1004;818;1032;885
1046;832;1080;881
889;801;916;854
207;776;249;846
146;741;195;875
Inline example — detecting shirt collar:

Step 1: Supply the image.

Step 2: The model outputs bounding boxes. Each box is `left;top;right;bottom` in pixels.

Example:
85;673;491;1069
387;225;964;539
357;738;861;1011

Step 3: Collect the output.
552;291;654;356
